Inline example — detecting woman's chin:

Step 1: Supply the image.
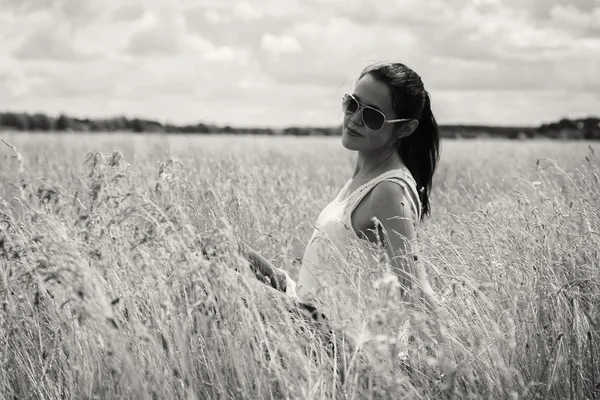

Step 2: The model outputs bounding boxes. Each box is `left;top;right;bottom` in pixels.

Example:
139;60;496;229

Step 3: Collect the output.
341;133;361;150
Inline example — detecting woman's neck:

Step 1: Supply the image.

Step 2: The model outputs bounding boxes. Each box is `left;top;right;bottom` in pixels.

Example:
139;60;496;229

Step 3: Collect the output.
352;147;404;179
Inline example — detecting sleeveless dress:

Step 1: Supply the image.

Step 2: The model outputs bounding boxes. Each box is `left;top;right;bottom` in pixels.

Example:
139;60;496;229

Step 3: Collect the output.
291;166;422;337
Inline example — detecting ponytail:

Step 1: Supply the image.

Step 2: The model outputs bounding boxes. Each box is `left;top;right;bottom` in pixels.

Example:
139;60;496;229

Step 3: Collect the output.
398;92;440;220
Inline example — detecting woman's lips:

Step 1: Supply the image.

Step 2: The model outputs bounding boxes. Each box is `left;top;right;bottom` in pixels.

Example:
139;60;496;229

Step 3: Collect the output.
346;126;362;137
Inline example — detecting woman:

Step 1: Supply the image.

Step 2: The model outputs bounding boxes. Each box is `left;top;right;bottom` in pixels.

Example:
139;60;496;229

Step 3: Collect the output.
240;61;441;345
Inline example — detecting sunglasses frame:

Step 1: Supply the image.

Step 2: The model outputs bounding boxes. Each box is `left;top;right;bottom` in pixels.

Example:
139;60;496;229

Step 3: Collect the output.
342;93;412;131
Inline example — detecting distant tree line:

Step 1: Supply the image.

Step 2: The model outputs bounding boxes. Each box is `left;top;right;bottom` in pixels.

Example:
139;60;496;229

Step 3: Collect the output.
1;111;599;140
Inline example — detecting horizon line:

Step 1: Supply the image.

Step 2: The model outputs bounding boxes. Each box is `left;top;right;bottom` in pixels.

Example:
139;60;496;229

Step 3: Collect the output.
1;109;598;130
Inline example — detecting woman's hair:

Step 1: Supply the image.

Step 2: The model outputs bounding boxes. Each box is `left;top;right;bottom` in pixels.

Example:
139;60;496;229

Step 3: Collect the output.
358;62;440;220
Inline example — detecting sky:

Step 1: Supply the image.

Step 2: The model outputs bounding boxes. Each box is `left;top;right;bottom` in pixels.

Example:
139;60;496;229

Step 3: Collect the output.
0;0;599;128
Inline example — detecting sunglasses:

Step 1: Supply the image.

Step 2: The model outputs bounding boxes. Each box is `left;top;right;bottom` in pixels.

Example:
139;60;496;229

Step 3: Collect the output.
342;93;412;131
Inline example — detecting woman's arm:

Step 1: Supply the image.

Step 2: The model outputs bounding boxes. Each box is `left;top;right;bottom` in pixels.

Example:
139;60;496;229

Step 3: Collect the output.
238;241;290;292
367;181;434;306
368;182;455;375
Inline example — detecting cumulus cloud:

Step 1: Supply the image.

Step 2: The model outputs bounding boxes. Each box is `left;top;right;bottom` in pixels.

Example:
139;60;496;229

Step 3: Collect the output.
0;68;42;100
548;4;600;37
320;0;459;26
0;0;119;26
0;0;54;14
233;2;263;20
123;6;248;64
509;0;600;21
260;34;302;54
58;0;106;26
111;4;145;22
257;16;423;90
125;11;185;55
13;22;93;61
185;11;290;52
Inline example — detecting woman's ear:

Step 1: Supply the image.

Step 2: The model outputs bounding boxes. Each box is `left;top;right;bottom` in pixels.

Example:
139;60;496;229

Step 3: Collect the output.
397;120;419;139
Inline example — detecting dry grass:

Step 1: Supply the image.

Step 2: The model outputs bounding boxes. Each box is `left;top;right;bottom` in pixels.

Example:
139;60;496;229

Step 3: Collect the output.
0;133;599;399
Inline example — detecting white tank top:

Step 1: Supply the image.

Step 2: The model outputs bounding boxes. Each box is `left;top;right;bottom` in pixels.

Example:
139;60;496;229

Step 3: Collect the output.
295;166;422;331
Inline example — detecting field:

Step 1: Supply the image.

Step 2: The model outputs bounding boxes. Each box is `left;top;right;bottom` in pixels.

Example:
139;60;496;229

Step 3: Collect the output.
0;133;599;399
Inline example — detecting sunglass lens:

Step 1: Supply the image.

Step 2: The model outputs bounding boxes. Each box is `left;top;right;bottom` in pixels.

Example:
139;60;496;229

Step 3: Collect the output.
342;95;358;115
363;107;385;130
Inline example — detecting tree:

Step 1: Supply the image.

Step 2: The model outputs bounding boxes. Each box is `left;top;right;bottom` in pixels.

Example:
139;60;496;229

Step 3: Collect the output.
55;114;72;131
1;113;30;130
131;118;144;133
29;113;54;131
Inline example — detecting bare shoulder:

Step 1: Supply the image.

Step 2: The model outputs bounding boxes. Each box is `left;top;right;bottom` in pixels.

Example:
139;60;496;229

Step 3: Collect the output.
351;179;416;242
367;180;414;220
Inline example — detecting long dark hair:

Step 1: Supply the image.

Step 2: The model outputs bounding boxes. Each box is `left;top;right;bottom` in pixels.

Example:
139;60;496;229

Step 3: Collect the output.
359;62;440;220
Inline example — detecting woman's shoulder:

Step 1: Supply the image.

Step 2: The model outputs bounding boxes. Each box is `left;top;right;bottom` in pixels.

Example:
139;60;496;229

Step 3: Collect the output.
366;180;418;222
369;180;410;211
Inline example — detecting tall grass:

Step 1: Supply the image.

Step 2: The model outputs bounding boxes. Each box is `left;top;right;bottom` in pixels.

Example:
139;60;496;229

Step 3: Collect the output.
0;133;598;399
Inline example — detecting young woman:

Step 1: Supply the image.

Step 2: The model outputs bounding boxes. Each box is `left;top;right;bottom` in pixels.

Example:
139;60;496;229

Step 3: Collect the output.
240;61;441;340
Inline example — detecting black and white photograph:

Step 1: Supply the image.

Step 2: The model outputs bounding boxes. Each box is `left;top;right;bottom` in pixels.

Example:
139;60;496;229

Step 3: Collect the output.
1;0;599;399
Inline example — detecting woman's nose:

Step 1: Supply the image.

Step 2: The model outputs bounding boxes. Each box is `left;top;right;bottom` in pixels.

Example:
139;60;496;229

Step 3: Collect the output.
350;108;363;126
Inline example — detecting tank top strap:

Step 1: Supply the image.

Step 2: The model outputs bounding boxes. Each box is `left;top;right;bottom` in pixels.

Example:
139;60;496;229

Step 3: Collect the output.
343;167;422;224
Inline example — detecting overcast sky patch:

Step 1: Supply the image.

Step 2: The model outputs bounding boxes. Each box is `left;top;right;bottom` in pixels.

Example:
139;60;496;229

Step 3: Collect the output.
0;0;598;127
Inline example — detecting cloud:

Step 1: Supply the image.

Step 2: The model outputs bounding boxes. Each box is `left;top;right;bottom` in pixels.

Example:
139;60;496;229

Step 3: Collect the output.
121;5;250;63
0;0;54;14
125;11;184;55
232;2;263;20
260;34;302;54
434;89;600;126
0;0;116;26
12;22;93;61
184;2;302;50
1;0;599;127
0;65;48;100
33;69;121;98
548;4;600;37
431;4;572;61
323;0;459;26
509;0;600;21
110;4;145;22
257;16;419;87
427;56;600;93
58;0;106;26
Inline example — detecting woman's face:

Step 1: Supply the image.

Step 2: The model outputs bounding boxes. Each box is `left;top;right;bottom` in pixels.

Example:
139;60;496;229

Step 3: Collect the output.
341;73;399;152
